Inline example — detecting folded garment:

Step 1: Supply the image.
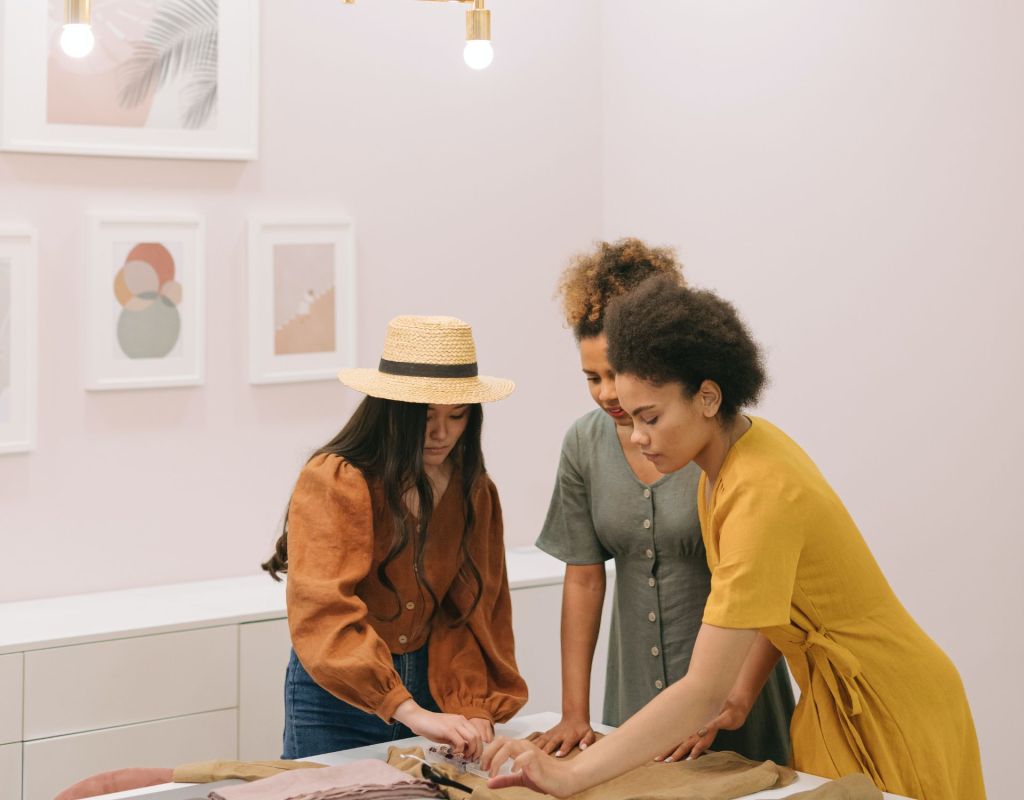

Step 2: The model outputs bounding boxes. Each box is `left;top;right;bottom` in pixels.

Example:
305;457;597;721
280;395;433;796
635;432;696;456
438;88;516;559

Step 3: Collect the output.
174;760;326;784
783;773;882;799
209;759;443;800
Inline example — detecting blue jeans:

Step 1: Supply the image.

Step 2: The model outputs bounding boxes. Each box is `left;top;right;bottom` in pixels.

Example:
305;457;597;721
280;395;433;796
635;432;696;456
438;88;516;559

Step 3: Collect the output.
282;646;441;758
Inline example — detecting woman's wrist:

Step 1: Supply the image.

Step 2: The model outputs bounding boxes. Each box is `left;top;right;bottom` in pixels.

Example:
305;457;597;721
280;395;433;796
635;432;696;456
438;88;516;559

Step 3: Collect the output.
392;699;422;726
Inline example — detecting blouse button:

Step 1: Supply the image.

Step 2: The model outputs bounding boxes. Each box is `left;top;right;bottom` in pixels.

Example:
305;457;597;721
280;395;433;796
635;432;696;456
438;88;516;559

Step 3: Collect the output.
648;612;656;622
643;488;651;499
643;519;652;529
406;601;416;610
645;548;653;559
648;577;656;587
655;679;664;690
651;646;659;656
398;634;408;644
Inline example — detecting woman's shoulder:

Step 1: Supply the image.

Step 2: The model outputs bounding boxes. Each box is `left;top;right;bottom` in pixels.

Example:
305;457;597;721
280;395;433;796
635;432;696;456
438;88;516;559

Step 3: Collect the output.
297;452;371;493
721;417;829;500
560;408;614;459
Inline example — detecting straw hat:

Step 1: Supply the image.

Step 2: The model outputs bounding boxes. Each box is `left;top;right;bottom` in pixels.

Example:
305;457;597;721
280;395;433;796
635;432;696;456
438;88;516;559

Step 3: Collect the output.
338;315;515;404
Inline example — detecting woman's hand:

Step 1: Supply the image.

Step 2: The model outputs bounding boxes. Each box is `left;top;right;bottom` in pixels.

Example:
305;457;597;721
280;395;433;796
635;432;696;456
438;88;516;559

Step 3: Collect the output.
468;716;495;745
481;736;580;798
532;714;596;756
393;701;484;760
654;695;752;762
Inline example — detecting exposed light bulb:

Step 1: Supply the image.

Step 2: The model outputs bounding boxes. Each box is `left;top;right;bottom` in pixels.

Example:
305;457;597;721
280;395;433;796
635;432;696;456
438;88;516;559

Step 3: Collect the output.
463;39;493;70
60;23;95;58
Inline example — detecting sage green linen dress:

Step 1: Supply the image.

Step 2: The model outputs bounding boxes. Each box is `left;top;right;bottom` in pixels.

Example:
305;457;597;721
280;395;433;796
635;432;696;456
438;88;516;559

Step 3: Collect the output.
537;409;795;764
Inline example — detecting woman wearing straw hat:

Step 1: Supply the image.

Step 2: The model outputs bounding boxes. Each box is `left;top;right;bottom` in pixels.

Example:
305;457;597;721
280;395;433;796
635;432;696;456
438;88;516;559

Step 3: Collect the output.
262;315;527;759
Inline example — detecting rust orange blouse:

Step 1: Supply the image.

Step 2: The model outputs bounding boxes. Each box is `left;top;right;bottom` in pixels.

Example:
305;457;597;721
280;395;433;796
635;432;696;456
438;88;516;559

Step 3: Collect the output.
285;453;528;724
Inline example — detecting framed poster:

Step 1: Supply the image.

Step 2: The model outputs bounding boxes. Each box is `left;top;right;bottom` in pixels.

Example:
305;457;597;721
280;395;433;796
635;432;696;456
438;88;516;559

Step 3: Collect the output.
248;215;357;385
0;0;259;160
86;213;204;390
0;227;37;454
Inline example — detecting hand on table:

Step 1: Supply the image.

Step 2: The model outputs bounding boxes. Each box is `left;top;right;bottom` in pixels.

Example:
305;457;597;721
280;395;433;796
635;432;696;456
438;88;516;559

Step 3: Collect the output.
654;696;751;763
533;714;596;757
481;736;579;798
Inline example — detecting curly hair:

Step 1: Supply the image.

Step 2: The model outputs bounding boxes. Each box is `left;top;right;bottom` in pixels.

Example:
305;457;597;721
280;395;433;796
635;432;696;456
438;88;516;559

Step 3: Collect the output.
557;237;684;339
604;276;767;423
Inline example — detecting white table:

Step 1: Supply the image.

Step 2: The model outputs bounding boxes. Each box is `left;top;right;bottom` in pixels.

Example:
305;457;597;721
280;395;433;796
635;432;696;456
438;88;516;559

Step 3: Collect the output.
88;711;910;800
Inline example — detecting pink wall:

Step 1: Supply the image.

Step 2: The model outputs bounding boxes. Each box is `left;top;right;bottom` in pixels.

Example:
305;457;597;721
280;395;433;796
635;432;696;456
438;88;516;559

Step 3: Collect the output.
0;0;602;601
600;2;1023;796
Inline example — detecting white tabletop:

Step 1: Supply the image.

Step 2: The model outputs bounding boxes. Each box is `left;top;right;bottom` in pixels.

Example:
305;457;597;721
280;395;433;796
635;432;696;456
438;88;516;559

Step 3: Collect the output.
88;711;910;800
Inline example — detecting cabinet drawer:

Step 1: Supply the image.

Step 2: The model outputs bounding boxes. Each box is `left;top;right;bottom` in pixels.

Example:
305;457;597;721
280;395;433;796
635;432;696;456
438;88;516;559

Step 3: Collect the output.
239;618;291;760
0;742;21;800
0;653;23;744
23;708;237;800
24;626;237;739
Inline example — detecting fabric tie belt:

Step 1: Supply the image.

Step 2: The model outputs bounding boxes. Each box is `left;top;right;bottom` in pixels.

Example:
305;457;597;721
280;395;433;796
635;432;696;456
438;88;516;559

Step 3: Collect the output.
774;622;880;783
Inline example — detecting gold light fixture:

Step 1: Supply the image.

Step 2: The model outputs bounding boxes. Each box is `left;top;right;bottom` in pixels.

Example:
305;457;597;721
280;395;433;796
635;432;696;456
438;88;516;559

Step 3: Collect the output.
342;0;494;70
61;0;95;58
462;0;493;70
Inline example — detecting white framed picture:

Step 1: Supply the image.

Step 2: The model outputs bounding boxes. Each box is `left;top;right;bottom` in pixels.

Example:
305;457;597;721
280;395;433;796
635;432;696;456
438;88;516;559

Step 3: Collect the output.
0;0;259;160
0;227;37;454
86;213;204;390
248;215;357;385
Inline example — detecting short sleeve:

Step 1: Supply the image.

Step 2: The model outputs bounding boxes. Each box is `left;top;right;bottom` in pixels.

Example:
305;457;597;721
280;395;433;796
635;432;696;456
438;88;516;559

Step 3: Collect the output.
702;482;804;630
535;422;611;565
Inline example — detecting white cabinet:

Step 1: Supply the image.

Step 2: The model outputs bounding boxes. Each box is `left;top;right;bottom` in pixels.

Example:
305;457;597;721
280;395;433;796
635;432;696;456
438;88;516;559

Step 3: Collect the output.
239;618;292;760
0;654;22;745
0;550;583;800
24;626;237;739
23;709;237;800
0;743;21;800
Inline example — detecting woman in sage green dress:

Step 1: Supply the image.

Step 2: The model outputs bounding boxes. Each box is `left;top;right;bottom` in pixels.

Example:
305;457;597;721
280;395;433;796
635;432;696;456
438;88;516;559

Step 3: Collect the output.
532;239;794;765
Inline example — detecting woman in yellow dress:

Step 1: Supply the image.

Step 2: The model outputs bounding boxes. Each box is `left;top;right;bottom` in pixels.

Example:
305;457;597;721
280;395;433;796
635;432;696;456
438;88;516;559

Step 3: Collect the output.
482;277;985;800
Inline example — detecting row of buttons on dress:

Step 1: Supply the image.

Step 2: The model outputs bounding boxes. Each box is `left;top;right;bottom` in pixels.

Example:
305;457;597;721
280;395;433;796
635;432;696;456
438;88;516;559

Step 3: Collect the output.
642;486;665;692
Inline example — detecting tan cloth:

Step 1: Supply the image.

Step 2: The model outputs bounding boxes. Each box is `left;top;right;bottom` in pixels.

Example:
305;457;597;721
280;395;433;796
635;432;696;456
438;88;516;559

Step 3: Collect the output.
386;743;796;800
208;759;442;800
785;774;882;799
173;759;326;783
287;455;528;723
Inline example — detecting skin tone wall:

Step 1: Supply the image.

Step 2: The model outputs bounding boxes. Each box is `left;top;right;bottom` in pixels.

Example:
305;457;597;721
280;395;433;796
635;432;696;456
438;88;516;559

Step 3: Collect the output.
599;2;1024;796
0;0;601;602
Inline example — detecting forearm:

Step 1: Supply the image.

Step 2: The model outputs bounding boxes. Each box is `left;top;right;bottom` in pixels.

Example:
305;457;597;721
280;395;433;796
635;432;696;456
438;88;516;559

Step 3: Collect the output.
559;565;606;718
729;634;782;709
564;624;756;792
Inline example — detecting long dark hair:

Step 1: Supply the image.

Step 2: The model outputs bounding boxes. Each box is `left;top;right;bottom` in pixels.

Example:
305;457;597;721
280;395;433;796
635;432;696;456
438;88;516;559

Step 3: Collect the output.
261;397;486;626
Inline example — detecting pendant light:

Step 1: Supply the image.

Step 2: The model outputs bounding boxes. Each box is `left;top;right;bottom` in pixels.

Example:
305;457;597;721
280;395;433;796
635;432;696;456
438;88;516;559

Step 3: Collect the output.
463;0;493;70
61;0;95;58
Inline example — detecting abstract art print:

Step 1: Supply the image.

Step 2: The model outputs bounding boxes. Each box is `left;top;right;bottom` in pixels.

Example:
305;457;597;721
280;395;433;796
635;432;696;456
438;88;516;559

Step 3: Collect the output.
248;216;356;384
1;0;258;159
87;214;204;390
0;228;38;454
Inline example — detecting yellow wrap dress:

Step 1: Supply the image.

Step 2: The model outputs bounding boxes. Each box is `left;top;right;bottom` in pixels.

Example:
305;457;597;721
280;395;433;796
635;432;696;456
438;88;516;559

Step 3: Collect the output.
698;418;985;800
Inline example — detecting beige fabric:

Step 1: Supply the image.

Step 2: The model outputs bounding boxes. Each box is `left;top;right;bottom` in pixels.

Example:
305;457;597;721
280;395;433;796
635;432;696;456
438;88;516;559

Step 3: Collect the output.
784;774;882;799
208;760;442;800
172;759;326;783
385;743;796;800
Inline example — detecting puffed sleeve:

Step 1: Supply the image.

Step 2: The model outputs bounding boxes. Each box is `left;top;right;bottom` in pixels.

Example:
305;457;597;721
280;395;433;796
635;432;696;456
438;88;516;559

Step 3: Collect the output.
286;454;413;722
535;422;611;564
701;479;806;630
428;477;528;722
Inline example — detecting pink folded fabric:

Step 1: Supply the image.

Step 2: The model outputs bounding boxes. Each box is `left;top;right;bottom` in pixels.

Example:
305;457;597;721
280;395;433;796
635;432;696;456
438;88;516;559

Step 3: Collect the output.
208;759;442;800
